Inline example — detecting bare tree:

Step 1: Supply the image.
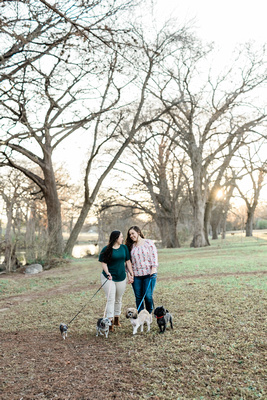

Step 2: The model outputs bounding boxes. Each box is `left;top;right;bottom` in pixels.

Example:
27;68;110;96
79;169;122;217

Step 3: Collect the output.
63;24;191;255
0;54;120;256
234;147;267;236
156;43;267;247
107;128;190;247
1;1;191;258
0;0;137;257
210;179;236;240
0;170;29;270
0;0;134;78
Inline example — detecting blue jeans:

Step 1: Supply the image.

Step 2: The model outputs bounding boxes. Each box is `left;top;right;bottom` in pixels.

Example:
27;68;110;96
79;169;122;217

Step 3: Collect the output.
132;273;157;314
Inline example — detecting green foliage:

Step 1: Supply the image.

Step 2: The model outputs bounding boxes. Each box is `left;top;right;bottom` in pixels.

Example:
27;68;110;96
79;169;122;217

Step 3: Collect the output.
256;219;267;229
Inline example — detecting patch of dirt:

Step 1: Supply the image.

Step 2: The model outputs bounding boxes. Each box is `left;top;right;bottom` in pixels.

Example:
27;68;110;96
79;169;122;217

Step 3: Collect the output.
0;281;96;307
0;330;137;400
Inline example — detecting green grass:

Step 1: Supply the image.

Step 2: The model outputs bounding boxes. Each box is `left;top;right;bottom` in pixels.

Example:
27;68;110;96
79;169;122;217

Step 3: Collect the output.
0;236;266;399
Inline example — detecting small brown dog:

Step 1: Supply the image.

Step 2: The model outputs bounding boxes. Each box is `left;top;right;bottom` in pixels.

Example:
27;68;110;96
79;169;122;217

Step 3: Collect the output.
125;308;152;335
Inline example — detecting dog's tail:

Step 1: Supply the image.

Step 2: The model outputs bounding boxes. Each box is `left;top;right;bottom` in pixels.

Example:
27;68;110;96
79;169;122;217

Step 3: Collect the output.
149;314;153;324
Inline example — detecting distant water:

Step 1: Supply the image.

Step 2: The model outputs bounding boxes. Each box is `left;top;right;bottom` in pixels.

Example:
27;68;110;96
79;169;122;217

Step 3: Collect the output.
0;244;99;266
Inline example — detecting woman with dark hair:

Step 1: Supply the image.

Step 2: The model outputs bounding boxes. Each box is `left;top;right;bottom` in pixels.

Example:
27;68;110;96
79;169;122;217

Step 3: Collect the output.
125;226;158;314
99;230;134;331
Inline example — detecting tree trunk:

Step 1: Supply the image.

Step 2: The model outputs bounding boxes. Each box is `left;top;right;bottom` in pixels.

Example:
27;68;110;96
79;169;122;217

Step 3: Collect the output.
211;222;219;240
64;202;91;256
26;203;36;244
155;216;180;248
189;151;209;248
4;200;13;271
245;209;254;237
221;211;227;239
43;163;63;258
210;206;223;240
4;243;20;272
190;189;208;247
203;200;212;244
3;199;20;271
25;202;37;262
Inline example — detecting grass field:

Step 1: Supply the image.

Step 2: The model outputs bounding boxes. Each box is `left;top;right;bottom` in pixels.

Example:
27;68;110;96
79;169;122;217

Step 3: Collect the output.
0;236;266;399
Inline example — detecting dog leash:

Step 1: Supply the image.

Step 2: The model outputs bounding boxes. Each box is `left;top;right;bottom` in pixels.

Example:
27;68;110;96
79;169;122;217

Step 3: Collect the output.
137;278;152;313
66;278;109;326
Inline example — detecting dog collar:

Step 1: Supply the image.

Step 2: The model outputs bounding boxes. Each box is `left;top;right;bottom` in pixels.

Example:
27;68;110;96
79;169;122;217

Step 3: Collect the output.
156;315;164;319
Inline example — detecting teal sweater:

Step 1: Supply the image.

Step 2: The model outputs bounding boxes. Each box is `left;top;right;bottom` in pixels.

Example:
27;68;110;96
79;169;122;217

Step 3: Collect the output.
98;244;130;282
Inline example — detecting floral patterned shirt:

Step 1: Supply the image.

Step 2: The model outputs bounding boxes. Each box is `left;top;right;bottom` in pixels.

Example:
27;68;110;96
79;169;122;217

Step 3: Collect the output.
130;239;158;277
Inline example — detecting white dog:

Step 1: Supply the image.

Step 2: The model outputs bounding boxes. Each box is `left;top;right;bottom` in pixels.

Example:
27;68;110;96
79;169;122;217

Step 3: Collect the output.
125;308;152;335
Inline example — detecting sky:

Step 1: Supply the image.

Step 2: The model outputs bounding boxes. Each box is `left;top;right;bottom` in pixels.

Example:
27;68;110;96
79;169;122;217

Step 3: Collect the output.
59;0;267;182
154;0;267;47
153;0;267;202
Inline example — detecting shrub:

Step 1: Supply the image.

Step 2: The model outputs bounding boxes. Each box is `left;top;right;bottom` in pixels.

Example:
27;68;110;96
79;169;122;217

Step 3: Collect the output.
256;219;267;229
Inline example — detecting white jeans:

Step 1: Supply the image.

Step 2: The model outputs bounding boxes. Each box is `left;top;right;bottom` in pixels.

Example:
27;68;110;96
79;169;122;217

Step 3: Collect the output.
101;274;126;319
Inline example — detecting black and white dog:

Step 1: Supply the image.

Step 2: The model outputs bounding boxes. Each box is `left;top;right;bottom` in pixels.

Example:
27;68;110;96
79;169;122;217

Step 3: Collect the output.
59;323;68;340
154;306;173;333
96;317;112;338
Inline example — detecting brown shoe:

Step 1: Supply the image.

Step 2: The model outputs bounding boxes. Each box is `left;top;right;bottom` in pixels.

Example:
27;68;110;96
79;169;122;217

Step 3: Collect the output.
114;316;121;327
109;319;114;332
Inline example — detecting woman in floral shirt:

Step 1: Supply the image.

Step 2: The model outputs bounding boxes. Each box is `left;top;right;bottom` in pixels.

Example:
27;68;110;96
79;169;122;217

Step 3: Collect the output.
125;226;158;314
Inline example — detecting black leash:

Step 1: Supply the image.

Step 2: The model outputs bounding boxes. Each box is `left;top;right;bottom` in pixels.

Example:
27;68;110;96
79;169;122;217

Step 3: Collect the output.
67;278;109;326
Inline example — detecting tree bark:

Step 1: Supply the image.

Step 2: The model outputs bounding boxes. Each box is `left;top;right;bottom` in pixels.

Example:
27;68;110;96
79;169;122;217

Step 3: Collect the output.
4;199;14;271
3;198;20;271
64;202;90;256
190;166;209;247
43;162;63;258
210;207;223;240
245;210;254;237
190;198;207;247
204;200;212;244
155;216;180;248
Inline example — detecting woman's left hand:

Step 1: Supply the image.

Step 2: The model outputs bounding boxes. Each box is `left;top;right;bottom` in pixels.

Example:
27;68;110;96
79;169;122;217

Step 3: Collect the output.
127;272;134;284
150;267;157;275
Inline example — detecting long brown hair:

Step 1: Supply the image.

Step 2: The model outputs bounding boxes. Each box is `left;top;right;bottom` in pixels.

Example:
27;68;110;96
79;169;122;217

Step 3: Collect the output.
102;230;121;264
125;226;145;251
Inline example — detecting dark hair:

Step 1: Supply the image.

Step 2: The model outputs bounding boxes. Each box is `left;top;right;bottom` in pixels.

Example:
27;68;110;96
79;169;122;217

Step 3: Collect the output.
102;230;121;264
125;226;145;251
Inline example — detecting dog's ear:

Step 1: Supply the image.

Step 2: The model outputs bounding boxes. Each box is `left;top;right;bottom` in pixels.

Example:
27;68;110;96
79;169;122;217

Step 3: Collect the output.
159;306;166;315
132;311;138;319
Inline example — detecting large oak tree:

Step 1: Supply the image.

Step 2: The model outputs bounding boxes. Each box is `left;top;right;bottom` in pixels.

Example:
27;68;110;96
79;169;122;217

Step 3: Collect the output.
156;44;267;247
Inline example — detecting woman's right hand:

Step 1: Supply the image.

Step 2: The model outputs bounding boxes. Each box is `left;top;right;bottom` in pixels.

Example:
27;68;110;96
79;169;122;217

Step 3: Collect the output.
107;272;112;280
